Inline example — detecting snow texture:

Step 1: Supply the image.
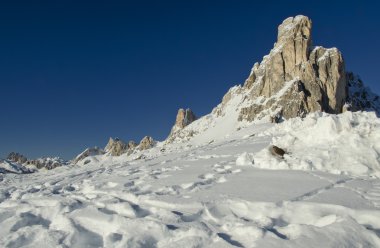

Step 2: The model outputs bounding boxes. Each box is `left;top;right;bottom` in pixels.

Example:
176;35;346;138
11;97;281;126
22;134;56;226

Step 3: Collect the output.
1;112;380;247
254;111;380;177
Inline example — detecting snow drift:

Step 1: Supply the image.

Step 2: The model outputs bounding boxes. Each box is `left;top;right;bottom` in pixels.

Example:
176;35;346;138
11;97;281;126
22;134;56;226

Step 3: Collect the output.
253;111;380;177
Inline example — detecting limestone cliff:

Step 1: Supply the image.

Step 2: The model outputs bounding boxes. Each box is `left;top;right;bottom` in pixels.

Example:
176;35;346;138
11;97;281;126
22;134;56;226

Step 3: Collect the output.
138;136;155;150
105;137;129;156
167;108;197;141
217;16;347;121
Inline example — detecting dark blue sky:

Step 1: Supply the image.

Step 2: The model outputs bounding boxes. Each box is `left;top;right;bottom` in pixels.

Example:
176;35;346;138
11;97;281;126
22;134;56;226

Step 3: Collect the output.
1;1;379;159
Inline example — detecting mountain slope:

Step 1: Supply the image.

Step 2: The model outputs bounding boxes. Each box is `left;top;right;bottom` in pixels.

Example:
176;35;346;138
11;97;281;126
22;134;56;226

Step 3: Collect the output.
1;115;380;247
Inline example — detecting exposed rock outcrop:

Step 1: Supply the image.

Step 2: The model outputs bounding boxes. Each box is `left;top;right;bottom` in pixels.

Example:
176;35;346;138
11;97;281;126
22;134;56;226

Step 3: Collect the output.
26;157;66;170
6;152;66;170
104;137;140;156
105;137;129;156
128;140;138;150
345;72;380;114
166;108;197;142
7;152;27;164
73;136;153;164
138;136;155;150
173;109;197;130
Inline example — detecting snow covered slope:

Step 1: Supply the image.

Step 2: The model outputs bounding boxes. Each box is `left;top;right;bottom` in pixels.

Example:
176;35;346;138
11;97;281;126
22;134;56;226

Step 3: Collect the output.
0;160;36;174
1;112;380;247
2;152;68;173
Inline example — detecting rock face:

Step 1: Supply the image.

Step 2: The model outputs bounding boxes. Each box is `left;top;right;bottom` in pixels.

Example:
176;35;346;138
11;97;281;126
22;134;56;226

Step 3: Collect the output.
166;108;197;142
105;137;129;156
217;15;348;121
138;136;155;150
345;72;380;114
7;152;28;164
73;137;153;163
104;137;140;156
174;109;197;130
73;147;105;164
128;140;138;150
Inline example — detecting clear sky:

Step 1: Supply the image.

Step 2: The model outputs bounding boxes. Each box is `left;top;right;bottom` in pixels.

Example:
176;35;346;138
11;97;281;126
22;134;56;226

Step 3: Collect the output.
1;0;379;160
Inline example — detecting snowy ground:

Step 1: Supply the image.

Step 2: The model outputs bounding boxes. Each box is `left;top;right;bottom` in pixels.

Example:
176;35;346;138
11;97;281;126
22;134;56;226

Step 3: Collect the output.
1;112;380;247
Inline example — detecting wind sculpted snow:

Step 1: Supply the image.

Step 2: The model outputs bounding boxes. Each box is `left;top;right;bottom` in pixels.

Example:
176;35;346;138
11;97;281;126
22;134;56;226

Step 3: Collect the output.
1;112;380;247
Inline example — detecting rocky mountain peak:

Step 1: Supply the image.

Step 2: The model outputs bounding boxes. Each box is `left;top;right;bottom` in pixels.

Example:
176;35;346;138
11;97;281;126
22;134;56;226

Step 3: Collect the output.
277;15;312;62
165;108;197;142
7;152;28;164
345;72;380;113
105;137;128;156
104;137;140;156
167;15;379;145
221;15;347;121
174;108;196;130
138;136;155;150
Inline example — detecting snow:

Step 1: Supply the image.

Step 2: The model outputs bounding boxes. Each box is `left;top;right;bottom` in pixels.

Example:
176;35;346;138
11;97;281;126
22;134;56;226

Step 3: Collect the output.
1;111;380;247
235;152;254;166
0;160;35;174
313;47;339;62
253;111;380;177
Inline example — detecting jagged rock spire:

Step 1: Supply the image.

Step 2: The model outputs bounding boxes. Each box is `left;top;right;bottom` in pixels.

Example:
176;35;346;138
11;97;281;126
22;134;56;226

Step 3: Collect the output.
232;15;347;121
165;108;197;142
138;136;155;150
171;108;196;133
174;108;197;130
105;137;128;156
7;152;27;164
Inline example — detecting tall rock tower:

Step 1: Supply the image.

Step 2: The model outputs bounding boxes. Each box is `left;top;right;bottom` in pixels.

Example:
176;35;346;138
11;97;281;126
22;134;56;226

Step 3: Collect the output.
218;15;347;121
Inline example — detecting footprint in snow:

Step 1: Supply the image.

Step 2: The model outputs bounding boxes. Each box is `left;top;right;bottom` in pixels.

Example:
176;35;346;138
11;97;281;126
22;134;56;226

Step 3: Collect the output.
198;173;215;180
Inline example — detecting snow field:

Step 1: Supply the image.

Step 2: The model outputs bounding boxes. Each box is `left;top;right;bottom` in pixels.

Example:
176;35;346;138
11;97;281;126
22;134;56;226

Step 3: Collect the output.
1;111;380;247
